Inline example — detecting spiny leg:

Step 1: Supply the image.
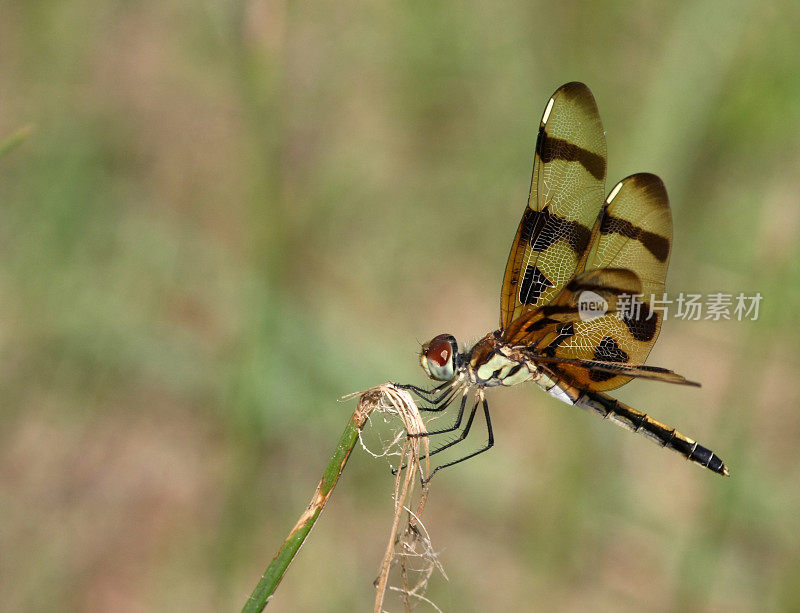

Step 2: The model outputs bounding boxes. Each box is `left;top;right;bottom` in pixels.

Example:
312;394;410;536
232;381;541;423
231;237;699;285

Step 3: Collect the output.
417;387;459;413
420;396;481;460
410;393;470;438
391;393;470;475
412;394;481;465
395;381;452;403
423;395;495;484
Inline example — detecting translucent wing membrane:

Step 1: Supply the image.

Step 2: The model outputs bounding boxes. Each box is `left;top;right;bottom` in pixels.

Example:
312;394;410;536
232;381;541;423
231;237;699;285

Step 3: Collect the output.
504;172;674;391
588;173;671;301
500;82;608;330
502;268;642;341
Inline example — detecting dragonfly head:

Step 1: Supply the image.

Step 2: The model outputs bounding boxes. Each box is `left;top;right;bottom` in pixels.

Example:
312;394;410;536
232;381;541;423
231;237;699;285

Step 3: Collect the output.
420;333;459;381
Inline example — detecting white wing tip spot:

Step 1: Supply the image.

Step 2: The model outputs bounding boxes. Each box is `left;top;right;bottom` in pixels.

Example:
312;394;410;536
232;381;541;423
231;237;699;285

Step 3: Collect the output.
542;98;555;124
607;181;623;203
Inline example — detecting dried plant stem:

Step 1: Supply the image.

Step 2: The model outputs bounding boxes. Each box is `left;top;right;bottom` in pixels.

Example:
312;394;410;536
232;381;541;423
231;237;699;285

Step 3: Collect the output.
373;387;430;613
242;384;430;613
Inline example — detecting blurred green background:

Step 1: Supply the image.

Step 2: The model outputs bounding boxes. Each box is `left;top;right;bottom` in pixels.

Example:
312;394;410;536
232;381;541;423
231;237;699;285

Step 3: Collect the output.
2;1;799;611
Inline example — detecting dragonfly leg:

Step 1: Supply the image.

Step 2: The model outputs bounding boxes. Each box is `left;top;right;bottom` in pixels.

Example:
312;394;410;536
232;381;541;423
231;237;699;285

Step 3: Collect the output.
391;394;470;475
417;388;459;413
408;393;469;438
395;381;451;402
423;396;494;483
418;396;481;459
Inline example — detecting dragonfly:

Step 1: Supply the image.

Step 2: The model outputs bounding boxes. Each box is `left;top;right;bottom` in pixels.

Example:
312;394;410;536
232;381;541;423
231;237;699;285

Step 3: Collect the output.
399;82;729;482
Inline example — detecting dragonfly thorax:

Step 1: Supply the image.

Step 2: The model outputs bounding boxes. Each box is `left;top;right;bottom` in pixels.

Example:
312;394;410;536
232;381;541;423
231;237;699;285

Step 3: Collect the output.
467;334;539;388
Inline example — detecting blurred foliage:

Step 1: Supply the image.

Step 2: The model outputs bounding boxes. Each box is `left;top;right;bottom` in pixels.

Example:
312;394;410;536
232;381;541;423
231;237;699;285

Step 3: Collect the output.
1;0;799;611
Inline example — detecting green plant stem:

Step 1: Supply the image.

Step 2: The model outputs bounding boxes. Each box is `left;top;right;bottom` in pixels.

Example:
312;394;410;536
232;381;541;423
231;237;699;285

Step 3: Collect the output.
241;401;373;613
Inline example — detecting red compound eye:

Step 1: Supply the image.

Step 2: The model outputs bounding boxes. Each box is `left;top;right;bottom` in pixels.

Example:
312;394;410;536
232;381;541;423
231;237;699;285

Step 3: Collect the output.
426;334;453;367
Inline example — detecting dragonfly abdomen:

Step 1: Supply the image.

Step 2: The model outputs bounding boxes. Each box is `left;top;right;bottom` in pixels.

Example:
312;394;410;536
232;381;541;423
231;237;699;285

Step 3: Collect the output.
577;390;729;476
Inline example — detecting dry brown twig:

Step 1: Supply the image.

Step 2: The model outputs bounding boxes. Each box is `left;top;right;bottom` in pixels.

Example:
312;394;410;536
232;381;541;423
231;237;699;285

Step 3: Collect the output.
242;383;444;613
359;384;444;613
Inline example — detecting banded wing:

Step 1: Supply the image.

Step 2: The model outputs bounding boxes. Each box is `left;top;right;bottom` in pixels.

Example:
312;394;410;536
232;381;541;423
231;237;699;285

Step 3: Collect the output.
500;82;607;330
502;267;642;340
509;173;674;391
